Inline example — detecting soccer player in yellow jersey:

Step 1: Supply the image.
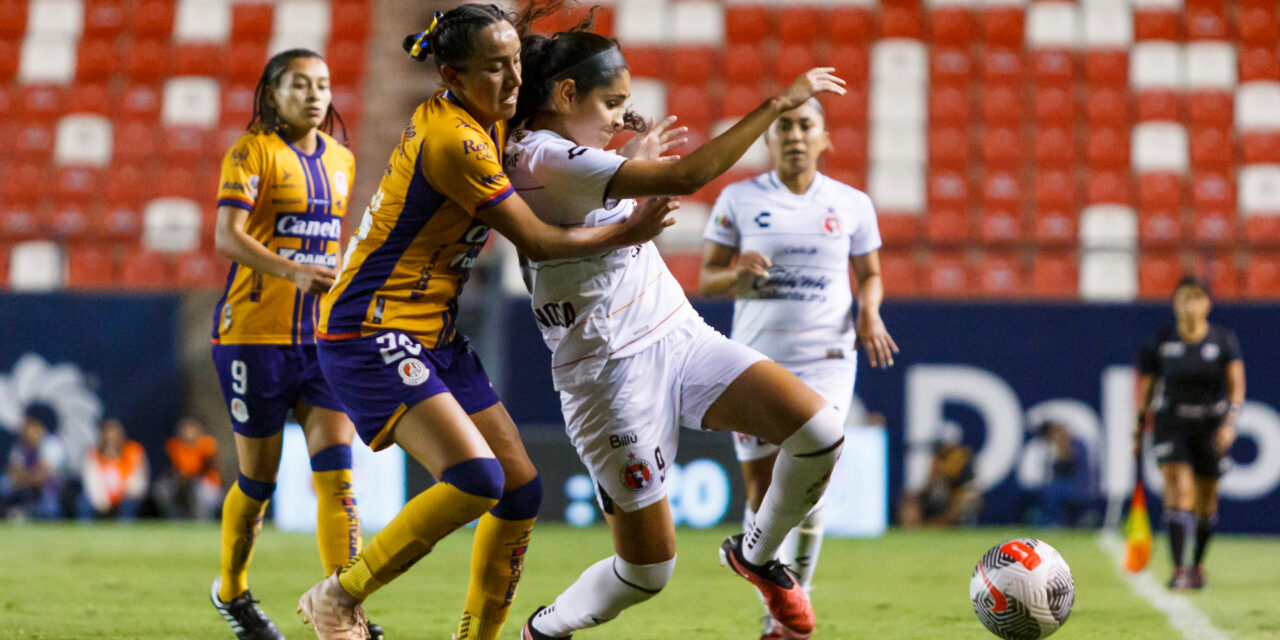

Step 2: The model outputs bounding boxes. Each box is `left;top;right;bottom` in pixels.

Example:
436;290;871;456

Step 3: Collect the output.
296;6;673;640
207;49;382;640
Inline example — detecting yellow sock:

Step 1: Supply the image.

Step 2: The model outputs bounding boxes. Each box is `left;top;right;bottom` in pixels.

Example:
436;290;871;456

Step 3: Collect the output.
313;468;362;575
338;481;498;601
456;513;537;640
218;480;269;602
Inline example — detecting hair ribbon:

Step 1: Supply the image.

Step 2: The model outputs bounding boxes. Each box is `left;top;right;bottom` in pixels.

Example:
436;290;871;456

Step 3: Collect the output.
409;11;444;58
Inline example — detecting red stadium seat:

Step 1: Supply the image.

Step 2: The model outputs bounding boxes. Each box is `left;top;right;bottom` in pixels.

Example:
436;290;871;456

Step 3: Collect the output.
1085;50;1128;87
176;43;225;77
975;252;1025;297
930;47;973;88
929;85;970;127
1239;46;1280;82
1192;208;1237;247
877;249;919;296
131;0;174;38
778;6;820;46
1032;252;1078;298
1135;89;1180;122
18;84;67;123
231;3;273;40
1190;127;1235;170
982;170;1021;210
926;251;969;296
105;164;147;209
0;0;27;39
162;127;212;165
175;250;229;290
877;214;921;246
1190;252;1240;299
96;205;143;241
926;208;971;244
722;44;759;86
662;252;701;294
981;127;1023;169
1033;128;1076;169
1134;9;1181;41
666;85;714;136
155;167;201;201
69;83;113;115
227;41;269;83
1139;252;1184;297
1188;90;1233;129
828;6;872;44
113;122;160;165
0;204;45;241
67;245;116;288
1031;50;1075;88
331;85;363;128
331;1;372;42
1033;86;1074;127
13;122;55;162
119;83;163;123
978;208;1023;245
826;128;865;173
50;204;92;241
928;170;970;210
930;7;973;45
981;48;1023;86
1186;5;1229;40
55;167;101;207
825;167;865;193
1086;87;1129;127
1;164;46;208
76;37;119;82
0;244;8;286
1139;208;1185;246
1242;132;1280;164
980;7;1025;46
0;39;17;82
1138;172;1184;211
1239;6;1280;47
1087;127;1130;169
125;39;172;82
1087;170;1132;205
1192;170;1235;209
672;47;719;86
725;5;771;45
1034;170;1077;210
981;85;1022;123
1243;216;1280;247
929;126;969;170
722;84;765;120
119;249;171;289
879;4;922;39
220;84;256;127
775;45;817;86
828;45;869;84
83;0;127;38
823;87;866;130
1032;208;1077;246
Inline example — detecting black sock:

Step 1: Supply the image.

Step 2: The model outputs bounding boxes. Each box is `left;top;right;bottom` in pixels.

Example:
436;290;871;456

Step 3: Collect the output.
1168;510;1193;569
1193;514;1217;566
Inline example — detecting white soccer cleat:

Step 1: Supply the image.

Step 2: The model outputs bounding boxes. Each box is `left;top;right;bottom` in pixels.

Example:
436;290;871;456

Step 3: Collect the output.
298;573;370;640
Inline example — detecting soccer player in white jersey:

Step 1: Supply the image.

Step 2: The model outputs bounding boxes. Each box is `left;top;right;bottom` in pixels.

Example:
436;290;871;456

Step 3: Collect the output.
700;98;898;639
503;17;848;640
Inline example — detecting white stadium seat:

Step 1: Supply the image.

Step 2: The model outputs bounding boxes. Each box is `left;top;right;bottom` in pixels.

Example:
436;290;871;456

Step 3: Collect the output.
981;0;1029;7
162;77;222;129
671;1;724;45
1079;249;1138;301
9;241;65;292
143;199;203;254
27;0;84;38
1026;1;1080;50
868;162;925;214
18;36;76;84
1132;122;1189;174
616;0;668;45
630;78;667;121
270;0;331;55
1130;42;1183;90
54;115;112;167
1235;82;1280;131
1082;2;1132;49
871;84;927;125
1185;42;1236;90
1129;0;1183;8
872;39;928;85
871;121;926;166
1079;204;1138;249
1238;165;1280;216
712;119;769;172
175;0;232;43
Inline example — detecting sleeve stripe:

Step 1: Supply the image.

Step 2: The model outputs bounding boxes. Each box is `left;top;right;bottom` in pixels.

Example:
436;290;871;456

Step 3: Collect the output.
217;197;254;211
475;185;515;211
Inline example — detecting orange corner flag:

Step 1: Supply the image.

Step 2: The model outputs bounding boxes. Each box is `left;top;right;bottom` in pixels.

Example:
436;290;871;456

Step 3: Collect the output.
1123;481;1153;573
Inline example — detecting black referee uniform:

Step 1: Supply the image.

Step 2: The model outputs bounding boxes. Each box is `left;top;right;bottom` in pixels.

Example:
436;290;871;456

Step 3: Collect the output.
1137;324;1241;478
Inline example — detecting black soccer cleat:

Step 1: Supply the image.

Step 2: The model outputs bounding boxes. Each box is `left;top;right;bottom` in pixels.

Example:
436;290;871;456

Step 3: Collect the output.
522;606;572;640
367;619;385;639
210;577;285;640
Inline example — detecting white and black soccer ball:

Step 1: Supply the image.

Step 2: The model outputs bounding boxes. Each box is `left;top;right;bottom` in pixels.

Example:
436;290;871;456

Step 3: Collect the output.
969;538;1074;640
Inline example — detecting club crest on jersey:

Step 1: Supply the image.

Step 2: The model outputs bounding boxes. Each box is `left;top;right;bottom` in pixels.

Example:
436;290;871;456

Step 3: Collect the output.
230;398;249;423
621;453;654;492
822;215;841;236
398;358;430;386
333;171;350;197
1202;343;1220;361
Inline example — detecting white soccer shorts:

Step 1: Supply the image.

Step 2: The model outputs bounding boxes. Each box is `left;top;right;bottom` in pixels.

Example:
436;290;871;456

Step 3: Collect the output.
730;357;855;462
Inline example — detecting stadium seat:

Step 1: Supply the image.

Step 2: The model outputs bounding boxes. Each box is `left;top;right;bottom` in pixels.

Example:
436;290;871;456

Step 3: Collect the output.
1138;208;1185;247
828;44;869;85
1032;207;1077;246
1187;5;1229;40
1087;170;1132;206
824;87;866;131
877;249;918;296
778;5;819;47
1085;50;1128;87
1235;81;1280;130
220;84;256;127
175;250;228;290
872;39;927;86
871;122;925;166
1133;123;1190;174
9;241;64;291
1087;127;1130;169
929;126;969;169
0;204;44;240
18;84;66;123
871;84;925;125
76;37;118;81
982;170;1020;210
1242;131;1280;164
174;0;231;44
879;4;921;40
980;127;1022;169
96;205;143;241
67;245;116;289
54;166;101;206
1196;252;1241;298
112;122;160;164
1138;252;1184;297
1080;204;1138;249
1034;128;1076;169
776;45;818;86
54;115;112;167
661;252;701;294
13;122;56;162
1138;172;1185;211
978;208;1023;246
144;198;202;254
2;163;46;207
50;204;92;241
125;39;172;81
981;85;1021;124
0;0;27;39
670;47;719;86
721;83;762;120
160;77;221;130
1086;87;1129;127
877;214;922;246
1242;253;1280;298
19;35;77;85
929;47;972;88
1135;89;1180;122
105;163;146;209
69;83;112;115
1130;42;1182;90
1033;86;1074;127
1239;6;1280;48
131;0;174;37
1189;90;1233;129
1192;171;1237;211
26;0;80;38
981;48;1023;86
1192;208;1237;247
83;0;126;38
331;2;371;42
119;83;163;123
154;167;201;201
928;170;970;210
929;7;972;46
331;85;363;128
929;85;970;127
828;6;872;44
1239;46;1280;83
926;208;971;245
925;251;969;297
1080;249;1138;300
119;248;170;289
1240;166;1280;245
975;252;1025;297
1134;8;1181;41
1026;2;1079;50
826;128;865;174
0;39;17;82
1186;42;1237;90
980;7;1025;46
869;162;925;215
1083;2;1132;48
174;43;224;77
1031;251;1078;298
725;4;770;45
162;127;212;165
666;85;714;135
272;0;333;52
227;41;269;83
231;2;273;40
1034;170;1076;210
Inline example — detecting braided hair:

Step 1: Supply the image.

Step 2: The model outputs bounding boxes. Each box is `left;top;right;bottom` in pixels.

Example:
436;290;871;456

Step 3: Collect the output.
403;4;513;69
247;48;347;143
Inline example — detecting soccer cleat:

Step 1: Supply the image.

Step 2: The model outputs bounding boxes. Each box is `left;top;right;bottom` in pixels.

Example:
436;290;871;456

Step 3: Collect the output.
521;606;571;640
366;620;384;639
1166;567;1190;590
210;577;285;640
298;573;370;640
1188;564;1206;590
720;534;814;639
760;615;809;640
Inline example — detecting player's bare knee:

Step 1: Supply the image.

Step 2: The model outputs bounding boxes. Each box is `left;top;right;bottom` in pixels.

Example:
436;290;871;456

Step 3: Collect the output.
780;405;845;461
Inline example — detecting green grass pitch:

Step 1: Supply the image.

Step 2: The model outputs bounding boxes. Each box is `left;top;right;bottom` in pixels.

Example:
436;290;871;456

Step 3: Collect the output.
2;522;1276;639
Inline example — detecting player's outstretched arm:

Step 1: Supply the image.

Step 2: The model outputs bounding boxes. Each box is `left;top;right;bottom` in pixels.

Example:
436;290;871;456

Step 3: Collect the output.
605;68;847;200
852;250;898;369
213;206;336;294
699;242;769;296
478;193;677;262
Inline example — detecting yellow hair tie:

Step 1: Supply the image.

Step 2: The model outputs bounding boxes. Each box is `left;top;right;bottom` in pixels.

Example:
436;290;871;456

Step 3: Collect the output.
409;12;442;58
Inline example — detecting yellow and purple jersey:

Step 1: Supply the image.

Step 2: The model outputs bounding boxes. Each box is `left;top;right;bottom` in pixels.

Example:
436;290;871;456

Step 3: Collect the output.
317;90;514;347
212;130;355;345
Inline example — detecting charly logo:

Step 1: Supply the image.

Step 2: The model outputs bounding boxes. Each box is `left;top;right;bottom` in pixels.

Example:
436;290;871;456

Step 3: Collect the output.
0;353;103;466
333;171;350;198
230;397;250;423
398;358;430;386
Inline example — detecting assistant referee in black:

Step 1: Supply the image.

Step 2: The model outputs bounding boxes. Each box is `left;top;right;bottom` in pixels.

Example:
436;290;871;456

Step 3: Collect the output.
1134;275;1245;590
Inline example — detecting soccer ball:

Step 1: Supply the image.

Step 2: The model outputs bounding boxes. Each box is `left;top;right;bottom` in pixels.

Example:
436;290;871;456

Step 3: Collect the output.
969;538;1075;640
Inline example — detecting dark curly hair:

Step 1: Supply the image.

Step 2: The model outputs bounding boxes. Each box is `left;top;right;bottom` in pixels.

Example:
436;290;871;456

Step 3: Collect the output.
248;48;346;142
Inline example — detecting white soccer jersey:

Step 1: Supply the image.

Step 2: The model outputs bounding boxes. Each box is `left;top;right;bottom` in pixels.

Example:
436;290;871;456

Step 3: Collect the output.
505;129;695;388
702;171;882;364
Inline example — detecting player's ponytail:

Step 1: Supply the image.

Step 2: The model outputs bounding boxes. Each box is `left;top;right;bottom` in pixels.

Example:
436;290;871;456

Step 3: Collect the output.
248;48;347;143
403;4;512;69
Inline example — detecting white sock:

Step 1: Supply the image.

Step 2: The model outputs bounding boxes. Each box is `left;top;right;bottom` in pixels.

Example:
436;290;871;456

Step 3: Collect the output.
789;505;825;591
743;503;756;539
743;406;843;567
533;555;676;636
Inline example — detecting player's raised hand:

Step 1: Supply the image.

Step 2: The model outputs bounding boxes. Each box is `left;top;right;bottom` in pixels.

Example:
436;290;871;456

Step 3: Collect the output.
857;309;899;369
289;264;337;294
620;116;689;163
776;67;847;111
622;196;679;245
737;250;772;279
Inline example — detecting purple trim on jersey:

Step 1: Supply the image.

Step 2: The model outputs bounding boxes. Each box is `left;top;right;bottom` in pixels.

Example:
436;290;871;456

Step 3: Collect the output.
211;262;239;340
475;184;514;211
217;198;254;211
325;150;446;334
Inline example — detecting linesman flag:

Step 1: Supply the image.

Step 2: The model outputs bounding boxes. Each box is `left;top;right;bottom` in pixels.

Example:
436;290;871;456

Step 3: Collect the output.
1123;476;1153;573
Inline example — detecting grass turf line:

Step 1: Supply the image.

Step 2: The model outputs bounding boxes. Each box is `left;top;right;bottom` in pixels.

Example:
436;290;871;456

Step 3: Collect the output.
3;522;1272;639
